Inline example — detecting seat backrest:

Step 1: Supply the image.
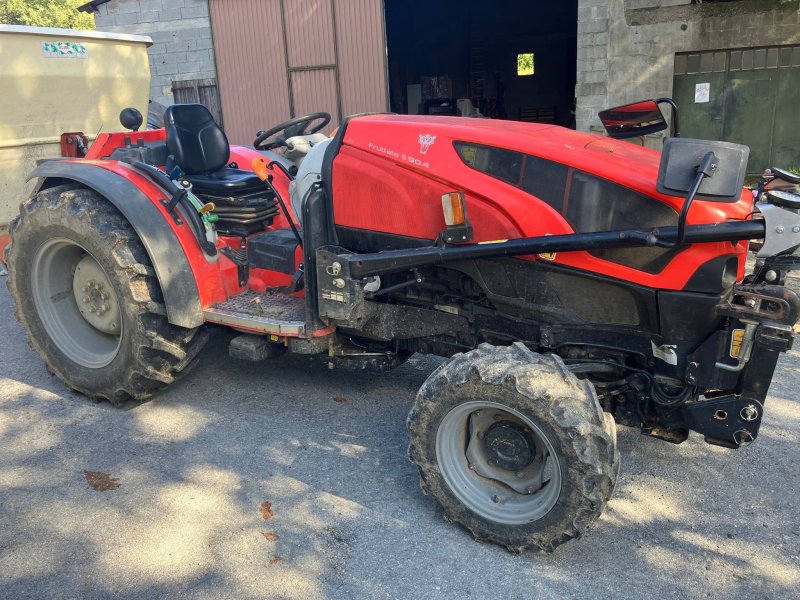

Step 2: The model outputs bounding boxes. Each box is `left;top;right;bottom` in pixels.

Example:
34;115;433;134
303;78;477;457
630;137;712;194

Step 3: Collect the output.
164;104;229;174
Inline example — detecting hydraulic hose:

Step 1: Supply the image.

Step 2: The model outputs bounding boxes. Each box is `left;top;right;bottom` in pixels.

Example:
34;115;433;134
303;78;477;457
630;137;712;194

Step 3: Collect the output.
131;161;217;256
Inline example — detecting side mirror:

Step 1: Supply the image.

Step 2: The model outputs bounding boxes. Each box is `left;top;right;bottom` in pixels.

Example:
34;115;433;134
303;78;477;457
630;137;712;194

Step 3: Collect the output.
598;100;668;139
657;138;749;203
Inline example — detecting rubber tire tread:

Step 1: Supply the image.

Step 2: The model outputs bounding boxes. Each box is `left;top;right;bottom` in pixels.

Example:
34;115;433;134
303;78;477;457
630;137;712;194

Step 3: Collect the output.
407;342;620;553
5;185;208;406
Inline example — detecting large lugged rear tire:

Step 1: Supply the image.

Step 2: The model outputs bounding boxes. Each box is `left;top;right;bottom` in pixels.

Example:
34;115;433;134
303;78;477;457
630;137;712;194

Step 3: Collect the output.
5;185;208;405
407;343;619;553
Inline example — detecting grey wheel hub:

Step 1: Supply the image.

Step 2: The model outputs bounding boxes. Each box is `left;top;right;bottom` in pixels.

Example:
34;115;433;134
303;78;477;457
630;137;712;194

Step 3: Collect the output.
465;410;546;495
484;422;534;469
436;401;561;525
73;255;121;334
31;238;122;368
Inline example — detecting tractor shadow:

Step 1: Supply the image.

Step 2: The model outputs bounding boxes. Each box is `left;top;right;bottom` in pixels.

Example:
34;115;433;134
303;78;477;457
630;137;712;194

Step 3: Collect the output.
0;297;798;598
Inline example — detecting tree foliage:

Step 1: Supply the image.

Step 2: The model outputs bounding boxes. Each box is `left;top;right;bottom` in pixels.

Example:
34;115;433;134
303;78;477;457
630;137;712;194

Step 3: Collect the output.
0;0;95;30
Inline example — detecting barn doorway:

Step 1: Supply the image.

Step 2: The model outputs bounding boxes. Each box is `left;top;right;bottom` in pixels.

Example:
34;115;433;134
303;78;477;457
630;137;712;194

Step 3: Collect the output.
384;0;578;126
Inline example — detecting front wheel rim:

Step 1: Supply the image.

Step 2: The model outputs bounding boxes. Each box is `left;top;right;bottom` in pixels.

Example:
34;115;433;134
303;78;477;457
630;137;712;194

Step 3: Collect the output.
436;400;562;525
31;238;122;368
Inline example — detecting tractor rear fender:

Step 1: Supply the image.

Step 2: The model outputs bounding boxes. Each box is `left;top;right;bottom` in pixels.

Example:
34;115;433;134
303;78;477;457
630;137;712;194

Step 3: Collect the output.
28;160;209;328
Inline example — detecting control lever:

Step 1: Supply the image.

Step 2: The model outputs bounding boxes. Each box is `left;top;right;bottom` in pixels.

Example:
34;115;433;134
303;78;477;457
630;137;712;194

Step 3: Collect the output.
251;157;303;249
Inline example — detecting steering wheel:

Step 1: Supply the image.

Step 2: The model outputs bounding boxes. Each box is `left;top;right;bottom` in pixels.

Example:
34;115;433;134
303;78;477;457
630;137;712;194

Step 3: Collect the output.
253;112;331;150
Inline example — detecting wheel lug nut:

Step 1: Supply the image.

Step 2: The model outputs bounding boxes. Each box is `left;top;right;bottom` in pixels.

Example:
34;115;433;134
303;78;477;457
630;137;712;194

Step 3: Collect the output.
491;495;500;503
469;463;476;471
476;430;484;440
82;296;90;303
110;323;117;330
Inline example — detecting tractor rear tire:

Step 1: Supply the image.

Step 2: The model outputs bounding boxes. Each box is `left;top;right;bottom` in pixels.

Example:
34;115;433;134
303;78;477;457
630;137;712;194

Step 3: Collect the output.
407;343;619;553
5;185;208;406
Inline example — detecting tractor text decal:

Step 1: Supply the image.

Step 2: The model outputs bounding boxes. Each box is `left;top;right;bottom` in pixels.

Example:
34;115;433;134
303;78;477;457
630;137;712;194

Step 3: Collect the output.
368;142;430;169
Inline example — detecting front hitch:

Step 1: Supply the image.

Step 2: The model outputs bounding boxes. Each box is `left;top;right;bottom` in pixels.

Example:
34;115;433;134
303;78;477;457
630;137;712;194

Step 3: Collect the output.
682;281;798;448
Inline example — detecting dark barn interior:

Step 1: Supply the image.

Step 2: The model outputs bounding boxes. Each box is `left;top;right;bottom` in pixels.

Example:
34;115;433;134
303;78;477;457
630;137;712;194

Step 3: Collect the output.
384;0;578;126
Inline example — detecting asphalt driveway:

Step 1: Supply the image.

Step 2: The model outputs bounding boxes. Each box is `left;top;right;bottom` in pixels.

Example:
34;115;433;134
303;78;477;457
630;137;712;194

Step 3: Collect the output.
0;281;798;600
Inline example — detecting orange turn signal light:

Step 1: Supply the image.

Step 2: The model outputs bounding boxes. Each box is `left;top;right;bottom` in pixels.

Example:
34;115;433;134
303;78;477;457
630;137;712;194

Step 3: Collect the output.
251;157;270;181
441;191;467;227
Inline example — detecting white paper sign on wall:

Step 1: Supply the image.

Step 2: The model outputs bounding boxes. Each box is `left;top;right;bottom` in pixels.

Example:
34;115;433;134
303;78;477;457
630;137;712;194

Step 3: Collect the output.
694;82;710;103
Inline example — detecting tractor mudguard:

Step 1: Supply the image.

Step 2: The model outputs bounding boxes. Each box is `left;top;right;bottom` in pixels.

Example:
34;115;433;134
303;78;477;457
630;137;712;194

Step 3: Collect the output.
28;161;204;328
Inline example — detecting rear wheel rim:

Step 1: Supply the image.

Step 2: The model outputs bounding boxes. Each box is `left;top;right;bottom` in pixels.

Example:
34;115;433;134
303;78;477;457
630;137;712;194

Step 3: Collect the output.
31;238;122;368
436;400;561;525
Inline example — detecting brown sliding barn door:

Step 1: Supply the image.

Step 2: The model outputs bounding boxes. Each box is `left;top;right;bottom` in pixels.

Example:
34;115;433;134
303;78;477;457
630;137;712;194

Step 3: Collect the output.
209;0;388;144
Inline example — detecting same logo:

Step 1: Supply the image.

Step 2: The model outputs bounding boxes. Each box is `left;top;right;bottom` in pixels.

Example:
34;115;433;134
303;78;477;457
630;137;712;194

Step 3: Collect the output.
418;133;436;154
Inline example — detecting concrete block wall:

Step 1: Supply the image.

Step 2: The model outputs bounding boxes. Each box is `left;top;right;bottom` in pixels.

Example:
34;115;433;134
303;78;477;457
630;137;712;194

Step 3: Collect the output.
92;0;217;106
576;0;612;134
576;0;800;140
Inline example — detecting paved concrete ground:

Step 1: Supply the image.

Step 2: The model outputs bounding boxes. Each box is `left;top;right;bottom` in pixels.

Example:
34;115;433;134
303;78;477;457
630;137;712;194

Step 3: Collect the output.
0;281;798;600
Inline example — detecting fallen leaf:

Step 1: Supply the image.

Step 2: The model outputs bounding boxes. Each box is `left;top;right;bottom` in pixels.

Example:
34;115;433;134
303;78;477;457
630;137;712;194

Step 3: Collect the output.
260;500;273;520
84;471;120;492
261;531;279;541
333;396;348;404
269;556;283;565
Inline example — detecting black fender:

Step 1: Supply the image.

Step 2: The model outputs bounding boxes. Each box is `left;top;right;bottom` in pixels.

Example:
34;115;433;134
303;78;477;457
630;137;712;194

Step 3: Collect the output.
28;161;203;328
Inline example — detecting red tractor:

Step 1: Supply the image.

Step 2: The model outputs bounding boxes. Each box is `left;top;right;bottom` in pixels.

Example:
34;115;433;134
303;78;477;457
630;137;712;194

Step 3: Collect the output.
5;100;800;552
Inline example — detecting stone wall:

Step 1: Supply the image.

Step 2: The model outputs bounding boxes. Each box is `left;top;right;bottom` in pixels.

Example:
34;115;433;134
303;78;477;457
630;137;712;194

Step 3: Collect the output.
576;0;800;139
92;0;217;106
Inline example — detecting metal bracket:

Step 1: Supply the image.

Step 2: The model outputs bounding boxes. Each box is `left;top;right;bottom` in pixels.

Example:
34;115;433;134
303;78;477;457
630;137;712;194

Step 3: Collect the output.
756;202;800;258
717;284;800;325
682;395;764;449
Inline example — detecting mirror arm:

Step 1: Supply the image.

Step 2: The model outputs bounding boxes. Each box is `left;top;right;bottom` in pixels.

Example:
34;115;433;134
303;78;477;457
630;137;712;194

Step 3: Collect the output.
661;151;718;248
656;97;680;138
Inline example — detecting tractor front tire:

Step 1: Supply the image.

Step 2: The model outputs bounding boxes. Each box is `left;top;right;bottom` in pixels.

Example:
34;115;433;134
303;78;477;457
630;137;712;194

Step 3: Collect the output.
407;343;619;553
6;185;207;406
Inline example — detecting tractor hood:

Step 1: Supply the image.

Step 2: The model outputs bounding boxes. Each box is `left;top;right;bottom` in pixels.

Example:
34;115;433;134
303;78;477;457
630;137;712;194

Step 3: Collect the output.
344;114;663;196
341;114;751;220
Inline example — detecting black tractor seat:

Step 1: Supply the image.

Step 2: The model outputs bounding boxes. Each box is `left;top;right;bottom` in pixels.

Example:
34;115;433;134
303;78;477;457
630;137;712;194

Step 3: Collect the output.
187;167;266;196
164;103;278;235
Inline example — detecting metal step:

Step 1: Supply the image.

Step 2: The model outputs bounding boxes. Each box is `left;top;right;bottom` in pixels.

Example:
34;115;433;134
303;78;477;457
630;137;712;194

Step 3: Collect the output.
204;290;306;335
